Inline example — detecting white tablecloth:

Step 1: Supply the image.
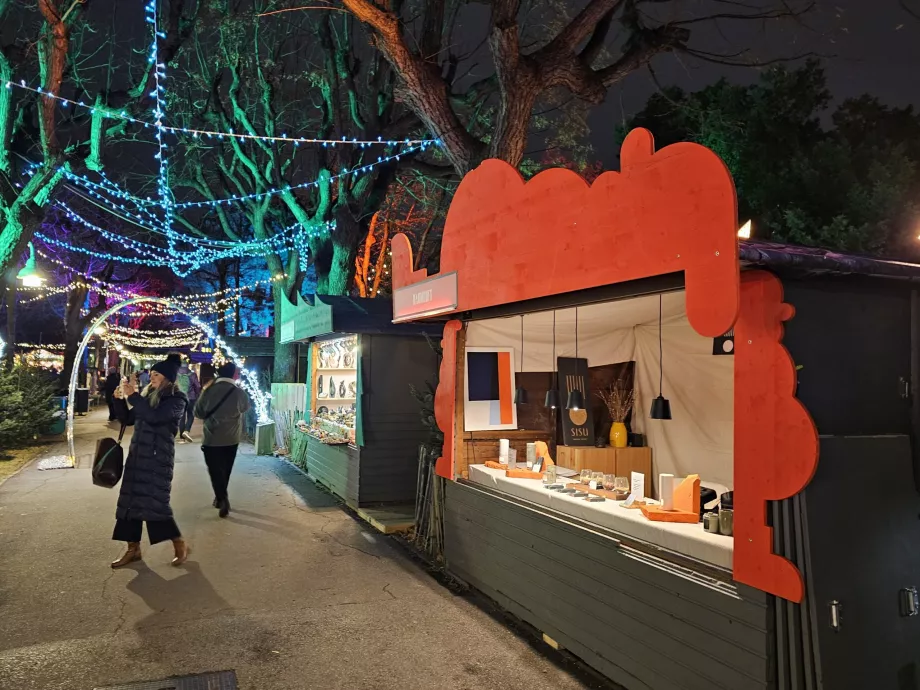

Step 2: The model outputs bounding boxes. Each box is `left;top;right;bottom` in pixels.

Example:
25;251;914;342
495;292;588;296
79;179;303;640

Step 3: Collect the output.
468;464;733;570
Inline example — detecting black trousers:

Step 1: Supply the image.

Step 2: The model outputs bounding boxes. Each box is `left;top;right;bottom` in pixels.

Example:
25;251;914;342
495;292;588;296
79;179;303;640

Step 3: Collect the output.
181;403;195;434
113;518;181;545
203;444;239;501
106;396;116;421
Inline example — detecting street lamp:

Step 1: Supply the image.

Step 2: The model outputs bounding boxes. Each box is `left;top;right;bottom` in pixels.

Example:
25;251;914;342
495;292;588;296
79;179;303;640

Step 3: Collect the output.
16;242;46;287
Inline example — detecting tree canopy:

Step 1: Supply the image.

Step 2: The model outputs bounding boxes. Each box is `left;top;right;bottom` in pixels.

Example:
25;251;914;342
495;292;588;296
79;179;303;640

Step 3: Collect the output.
623;61;920;256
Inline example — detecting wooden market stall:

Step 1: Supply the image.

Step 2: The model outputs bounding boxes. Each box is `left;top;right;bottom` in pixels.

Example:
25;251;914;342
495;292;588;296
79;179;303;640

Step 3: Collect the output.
279;292;441;509
388;128;920;690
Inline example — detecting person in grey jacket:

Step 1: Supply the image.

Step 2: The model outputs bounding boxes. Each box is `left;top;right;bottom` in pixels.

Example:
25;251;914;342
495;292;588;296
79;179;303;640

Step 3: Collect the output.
194;361;250;517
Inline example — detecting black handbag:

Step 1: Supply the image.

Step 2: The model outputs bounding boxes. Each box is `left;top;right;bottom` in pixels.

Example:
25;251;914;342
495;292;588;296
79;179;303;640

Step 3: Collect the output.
92;424;126;488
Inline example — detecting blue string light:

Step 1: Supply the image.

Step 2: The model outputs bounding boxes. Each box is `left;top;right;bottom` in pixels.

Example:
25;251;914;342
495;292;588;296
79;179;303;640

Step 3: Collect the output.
4;0;441;279
3;80;440;148
173;143;431;209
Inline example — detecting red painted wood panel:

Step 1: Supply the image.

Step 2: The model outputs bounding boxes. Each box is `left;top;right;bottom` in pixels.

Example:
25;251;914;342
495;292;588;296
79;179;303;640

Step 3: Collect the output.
434;320;462;480
734;271;819;602
399;129;819;601
392;128;740;338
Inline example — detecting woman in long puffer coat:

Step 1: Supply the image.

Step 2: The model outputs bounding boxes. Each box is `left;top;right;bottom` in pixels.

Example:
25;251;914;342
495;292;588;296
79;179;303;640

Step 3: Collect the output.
110;358;191;568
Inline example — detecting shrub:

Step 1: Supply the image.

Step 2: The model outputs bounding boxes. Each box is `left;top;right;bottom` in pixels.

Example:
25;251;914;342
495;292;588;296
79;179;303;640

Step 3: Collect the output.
0;366;58;451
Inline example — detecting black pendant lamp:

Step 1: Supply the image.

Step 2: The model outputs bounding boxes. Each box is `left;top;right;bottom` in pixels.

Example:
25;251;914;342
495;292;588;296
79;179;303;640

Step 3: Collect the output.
565;307;584;410
514;315;528;404
650;294;672;420
545;311;561;409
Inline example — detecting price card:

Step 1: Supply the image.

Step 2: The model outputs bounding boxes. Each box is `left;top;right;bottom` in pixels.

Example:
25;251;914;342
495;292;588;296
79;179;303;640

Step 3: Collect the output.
631;471;645;500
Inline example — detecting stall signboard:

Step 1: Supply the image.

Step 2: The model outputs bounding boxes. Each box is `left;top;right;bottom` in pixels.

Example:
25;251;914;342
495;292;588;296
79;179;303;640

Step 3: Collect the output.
558;357;595;446
392;272;458;323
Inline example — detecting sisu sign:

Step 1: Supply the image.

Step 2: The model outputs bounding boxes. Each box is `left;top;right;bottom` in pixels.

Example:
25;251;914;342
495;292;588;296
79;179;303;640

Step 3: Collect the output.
392;272;459;323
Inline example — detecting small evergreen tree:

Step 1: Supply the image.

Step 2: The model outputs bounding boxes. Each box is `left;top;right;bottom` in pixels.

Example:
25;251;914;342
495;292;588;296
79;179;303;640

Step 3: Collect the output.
0;367;57;451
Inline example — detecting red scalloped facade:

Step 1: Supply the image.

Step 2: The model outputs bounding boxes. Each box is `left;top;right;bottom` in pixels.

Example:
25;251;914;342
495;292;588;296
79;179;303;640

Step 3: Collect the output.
393;128;819;602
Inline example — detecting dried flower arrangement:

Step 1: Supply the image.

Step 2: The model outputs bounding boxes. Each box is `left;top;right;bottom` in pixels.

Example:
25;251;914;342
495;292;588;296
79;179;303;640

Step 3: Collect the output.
597;380;635;423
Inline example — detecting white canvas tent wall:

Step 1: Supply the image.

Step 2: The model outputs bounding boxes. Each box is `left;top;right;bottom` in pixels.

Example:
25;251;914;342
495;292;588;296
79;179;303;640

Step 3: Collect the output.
465;290;734;491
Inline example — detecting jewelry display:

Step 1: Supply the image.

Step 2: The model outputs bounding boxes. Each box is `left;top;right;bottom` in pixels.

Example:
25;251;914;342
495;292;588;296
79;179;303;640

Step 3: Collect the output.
310;335;359;445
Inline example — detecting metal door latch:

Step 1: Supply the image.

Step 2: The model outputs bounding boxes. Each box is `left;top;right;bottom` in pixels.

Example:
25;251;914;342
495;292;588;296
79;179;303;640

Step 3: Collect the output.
829;600;842;631
900;376;911;399
900;587;919;617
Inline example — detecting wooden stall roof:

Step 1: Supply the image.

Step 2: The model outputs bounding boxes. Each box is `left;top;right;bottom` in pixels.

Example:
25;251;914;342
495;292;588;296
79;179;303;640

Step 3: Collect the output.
740;240;920;280
279;292;443;344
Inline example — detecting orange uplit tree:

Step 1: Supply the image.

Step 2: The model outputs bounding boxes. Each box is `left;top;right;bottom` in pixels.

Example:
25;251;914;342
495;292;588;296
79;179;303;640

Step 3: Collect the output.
355;175;448;297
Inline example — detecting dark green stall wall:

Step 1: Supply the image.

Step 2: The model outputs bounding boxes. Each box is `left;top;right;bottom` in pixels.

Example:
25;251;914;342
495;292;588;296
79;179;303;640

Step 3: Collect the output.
444;481;774;690
358;334;439;504
781;276;912;436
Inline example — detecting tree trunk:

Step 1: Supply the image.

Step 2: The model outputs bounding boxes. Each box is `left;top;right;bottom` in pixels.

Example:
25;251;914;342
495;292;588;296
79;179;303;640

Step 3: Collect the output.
271;281;298;383
233;258;241;336
60;285;89;386
3;271;15;371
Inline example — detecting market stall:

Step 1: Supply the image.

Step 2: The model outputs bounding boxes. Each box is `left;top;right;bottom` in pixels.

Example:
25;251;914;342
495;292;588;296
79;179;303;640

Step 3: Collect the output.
279;292;441;508
388;128;920;690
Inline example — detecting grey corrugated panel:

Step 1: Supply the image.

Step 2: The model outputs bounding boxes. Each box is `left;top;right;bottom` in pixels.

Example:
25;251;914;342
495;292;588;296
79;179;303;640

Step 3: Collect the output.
445;484;772;690
792;494;817;690
771;496;819;690
446;523;768;689
773;501;790;690
797;492;824;689
447;527;757;690
449;483;768;628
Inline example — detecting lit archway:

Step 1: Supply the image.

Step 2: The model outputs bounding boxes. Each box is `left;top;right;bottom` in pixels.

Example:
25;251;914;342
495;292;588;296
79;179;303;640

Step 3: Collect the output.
66;297;272;464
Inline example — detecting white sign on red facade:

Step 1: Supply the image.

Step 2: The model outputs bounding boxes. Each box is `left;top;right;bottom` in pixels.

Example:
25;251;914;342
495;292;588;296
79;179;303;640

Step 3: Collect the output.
392;272;458;323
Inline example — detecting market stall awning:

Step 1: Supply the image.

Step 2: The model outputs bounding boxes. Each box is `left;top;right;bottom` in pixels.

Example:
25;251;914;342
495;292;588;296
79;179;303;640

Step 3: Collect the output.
739;240;920;281
279;292;443;343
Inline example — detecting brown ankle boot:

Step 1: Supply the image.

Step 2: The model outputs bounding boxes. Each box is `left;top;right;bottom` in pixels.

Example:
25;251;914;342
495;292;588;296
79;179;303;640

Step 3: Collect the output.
171;538;190;567
111;542;142;569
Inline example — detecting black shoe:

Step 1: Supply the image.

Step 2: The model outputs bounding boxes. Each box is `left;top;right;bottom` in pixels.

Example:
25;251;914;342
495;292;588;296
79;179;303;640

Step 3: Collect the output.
212;498;220;509
219;498;230;518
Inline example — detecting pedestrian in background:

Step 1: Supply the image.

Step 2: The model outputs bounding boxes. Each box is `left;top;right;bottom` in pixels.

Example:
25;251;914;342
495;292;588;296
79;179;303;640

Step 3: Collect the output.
176;361;201;443
104;367;121;422
110;358;190;568
195;361;250;518
138;368;151;389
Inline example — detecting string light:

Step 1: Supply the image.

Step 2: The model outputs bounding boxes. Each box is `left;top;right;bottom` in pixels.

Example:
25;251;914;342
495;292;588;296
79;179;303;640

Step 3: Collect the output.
4;80;439;147
173;144;431;209
32;246;289;306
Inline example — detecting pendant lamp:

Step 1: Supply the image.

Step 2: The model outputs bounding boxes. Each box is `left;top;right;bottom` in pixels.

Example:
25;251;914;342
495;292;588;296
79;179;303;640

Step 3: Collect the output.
514;315;528;404
544;311;561;409
650;294;672;420
565;307;584;410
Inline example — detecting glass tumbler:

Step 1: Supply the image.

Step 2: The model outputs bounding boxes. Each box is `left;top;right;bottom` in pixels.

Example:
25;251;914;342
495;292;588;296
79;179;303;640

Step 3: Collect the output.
543;464;557;485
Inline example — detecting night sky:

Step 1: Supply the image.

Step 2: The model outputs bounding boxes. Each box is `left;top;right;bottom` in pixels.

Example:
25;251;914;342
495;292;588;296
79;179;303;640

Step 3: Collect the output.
590;0;920;165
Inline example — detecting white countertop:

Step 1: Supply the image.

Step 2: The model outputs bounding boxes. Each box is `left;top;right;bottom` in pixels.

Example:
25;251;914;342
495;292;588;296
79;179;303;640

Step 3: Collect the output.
468;464;733;570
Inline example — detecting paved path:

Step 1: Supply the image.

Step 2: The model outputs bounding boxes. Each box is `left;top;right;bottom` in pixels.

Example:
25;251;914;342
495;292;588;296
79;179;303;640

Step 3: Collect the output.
0;410;594;690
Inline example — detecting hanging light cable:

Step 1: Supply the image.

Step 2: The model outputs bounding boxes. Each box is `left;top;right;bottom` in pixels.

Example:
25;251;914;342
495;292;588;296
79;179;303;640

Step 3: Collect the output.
545;311;560;410
514;315;528;404
650;294;672;420
565;307;584;410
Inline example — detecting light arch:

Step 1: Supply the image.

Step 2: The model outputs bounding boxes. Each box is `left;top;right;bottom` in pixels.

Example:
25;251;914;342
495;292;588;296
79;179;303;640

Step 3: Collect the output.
66;297;272;463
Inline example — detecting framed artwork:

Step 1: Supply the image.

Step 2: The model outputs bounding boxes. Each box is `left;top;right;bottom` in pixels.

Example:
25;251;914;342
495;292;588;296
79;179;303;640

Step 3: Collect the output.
464;347;518;431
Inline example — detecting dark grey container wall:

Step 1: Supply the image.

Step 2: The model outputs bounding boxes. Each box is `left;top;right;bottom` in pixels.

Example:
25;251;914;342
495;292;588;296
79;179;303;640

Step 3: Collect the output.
358;334;438;505
444;481;774;690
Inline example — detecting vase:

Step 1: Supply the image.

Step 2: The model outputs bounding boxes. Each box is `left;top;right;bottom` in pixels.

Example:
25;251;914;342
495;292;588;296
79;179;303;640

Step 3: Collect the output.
609;422;628;448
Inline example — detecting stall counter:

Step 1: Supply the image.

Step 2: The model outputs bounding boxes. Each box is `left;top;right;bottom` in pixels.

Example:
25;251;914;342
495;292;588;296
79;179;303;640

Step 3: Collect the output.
468;464;732;570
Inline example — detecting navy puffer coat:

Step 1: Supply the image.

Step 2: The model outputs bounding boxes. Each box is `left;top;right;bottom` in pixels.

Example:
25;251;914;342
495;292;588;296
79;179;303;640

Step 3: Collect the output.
115;387;188;522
